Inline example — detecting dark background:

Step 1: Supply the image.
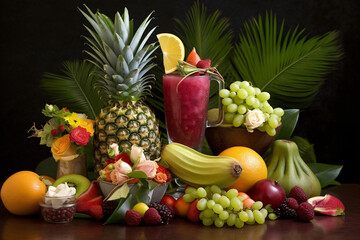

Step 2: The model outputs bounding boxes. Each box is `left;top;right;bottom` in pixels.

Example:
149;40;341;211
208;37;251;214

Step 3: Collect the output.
1;0;359;183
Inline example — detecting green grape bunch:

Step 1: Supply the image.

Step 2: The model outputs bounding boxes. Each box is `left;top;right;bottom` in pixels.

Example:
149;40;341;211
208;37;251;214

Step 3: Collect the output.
183;185;277;228
219;81;284;136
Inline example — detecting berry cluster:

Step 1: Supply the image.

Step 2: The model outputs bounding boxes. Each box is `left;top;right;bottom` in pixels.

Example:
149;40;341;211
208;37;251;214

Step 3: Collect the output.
274;185;314;221
102;199;120;219
125;203;175;226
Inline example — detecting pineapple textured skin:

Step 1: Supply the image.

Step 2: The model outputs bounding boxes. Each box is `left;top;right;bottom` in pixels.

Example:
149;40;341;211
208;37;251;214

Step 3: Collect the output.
80;6;162;176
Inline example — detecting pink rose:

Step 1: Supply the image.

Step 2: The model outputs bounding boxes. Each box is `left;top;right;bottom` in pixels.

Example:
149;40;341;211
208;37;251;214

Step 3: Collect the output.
110;170;129;185
114;160;132;174
135;160;158;179
69;126;91;145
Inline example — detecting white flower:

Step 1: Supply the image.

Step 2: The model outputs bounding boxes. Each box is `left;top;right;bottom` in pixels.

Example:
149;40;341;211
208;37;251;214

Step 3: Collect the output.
109;143;120;157
114;160;132;174
130;145;147;165
244;109;265;132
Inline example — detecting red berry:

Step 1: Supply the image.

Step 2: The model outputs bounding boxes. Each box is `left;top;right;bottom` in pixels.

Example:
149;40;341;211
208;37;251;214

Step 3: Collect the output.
51;129;58;136
160;195;176;207
289;185;308;204
297;202;314;221
143;208;162;225
125;210;143;226
287;197;299;210
196;59;211;69
187;200;201;222
58;125;65;131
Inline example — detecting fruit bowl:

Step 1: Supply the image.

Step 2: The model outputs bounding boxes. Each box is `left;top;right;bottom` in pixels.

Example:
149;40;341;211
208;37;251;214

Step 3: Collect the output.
205;124;281;156
98;179;169;203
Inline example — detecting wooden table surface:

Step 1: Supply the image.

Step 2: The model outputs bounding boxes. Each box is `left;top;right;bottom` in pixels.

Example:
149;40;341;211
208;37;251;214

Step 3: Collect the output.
0;184;359;240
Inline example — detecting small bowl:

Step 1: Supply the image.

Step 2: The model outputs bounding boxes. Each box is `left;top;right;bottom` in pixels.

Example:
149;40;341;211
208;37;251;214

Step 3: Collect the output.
99;179;169;203
205;124;281;156
39;194;77;223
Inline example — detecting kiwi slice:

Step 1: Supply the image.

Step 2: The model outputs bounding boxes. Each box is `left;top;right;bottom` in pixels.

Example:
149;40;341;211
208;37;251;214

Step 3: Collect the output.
53;174;91;198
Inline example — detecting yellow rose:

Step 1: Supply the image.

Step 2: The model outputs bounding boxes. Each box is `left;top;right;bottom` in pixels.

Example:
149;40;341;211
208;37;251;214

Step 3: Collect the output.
51;134;78;161
78;119;94;136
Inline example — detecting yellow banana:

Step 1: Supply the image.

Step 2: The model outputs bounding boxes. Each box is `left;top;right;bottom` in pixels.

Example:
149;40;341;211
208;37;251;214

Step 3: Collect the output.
161;143;242;188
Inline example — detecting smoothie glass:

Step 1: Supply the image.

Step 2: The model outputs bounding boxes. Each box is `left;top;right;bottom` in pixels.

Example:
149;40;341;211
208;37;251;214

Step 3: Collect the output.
163;73;224;151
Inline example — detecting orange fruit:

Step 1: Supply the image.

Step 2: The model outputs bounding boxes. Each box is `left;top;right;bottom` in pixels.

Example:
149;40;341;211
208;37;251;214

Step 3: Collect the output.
237;192;250;200
1;171;47;215
243;198;255;209
174;195;191;218
219;146;267;193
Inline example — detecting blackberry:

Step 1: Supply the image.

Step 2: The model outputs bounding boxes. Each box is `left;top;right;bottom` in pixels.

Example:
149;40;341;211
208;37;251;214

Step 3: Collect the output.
102;199;120;219
275;198;297;218
149;202;174;224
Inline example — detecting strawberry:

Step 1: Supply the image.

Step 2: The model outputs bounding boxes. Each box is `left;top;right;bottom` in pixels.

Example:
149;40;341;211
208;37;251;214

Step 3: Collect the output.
88;205;103;220
297;202;314;221
125;209;143;226
196;59;211;69
187;200;201;222
289;185;308;204
143;208;162;225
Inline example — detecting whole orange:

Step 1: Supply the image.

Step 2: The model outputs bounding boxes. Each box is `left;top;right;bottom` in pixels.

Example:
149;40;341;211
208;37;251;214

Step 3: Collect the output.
174;196;191;218
1;171;47;215
219;146;267;193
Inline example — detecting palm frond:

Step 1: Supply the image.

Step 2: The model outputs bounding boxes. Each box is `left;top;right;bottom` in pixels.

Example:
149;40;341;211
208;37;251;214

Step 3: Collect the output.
41;60;105;119
231;11;343;109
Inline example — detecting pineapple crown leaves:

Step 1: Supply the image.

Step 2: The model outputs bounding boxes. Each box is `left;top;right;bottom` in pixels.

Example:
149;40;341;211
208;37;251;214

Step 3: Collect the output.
79;5;159;102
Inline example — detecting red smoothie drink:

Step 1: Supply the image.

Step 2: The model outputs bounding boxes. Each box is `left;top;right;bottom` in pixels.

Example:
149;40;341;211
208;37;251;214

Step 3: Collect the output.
163;74;210;150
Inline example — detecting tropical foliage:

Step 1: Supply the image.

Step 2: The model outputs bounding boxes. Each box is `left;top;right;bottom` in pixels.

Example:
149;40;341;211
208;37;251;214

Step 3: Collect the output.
230;12;342;109
41;60;104;120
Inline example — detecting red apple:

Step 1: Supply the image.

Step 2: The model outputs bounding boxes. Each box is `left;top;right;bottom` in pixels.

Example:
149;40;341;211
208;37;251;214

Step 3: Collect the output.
160;195;176;207
248;179;286;209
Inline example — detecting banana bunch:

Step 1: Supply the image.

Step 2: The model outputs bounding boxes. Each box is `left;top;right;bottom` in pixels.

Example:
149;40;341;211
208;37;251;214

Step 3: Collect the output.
161;143;242;188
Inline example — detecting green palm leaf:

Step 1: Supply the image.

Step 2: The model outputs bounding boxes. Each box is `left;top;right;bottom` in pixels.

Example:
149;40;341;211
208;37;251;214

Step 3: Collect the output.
41;60;104;119
231;11;343;109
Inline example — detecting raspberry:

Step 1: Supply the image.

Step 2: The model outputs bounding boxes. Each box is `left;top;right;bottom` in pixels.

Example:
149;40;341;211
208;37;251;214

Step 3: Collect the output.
297;202;314;221
125;209;143;226
289;185;308;204
287;197;299;210
196;59;211;69
143;208;162;225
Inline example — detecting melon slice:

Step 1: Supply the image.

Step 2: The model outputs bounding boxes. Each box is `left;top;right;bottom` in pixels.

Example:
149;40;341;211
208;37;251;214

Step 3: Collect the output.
307;194;345;216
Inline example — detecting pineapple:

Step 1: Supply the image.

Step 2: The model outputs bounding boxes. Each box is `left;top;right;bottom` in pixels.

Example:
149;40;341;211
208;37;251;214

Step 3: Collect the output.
80;6;161;176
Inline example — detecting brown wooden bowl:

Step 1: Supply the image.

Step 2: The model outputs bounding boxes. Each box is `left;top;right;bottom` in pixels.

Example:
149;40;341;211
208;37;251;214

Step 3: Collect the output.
205;124;281;156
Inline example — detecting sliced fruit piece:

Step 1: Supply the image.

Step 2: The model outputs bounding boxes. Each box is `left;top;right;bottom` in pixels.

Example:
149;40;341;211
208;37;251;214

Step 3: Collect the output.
53;174;91;198
307;194;345;216
156;33;185;74
88;204;103;220
77;180;101;206
77;195;103;212
186;47;201;66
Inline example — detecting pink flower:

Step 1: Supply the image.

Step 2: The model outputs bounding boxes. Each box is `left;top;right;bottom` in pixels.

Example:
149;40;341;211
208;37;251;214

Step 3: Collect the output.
69;126;91;145
135;160;158;179
114;160;132;174
110;170;129;185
